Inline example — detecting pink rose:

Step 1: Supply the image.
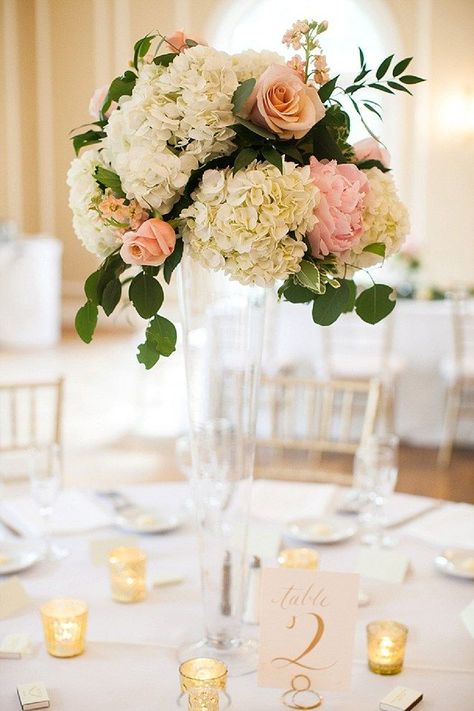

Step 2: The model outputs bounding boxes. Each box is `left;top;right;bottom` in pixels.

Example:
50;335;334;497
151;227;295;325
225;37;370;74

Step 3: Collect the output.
165;29;207;53
243;64;325;140
89;85;117;120
353;137;390;168
307;157;369;258
120;219;176;267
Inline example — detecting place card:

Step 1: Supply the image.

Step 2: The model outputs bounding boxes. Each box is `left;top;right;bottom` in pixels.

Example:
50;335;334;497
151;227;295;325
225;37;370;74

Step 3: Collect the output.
0;633;33;658
0;577;31;620
461;599;474;638
357;548;409;584
258;568;359;691
17;682;50;710
89;536;139;565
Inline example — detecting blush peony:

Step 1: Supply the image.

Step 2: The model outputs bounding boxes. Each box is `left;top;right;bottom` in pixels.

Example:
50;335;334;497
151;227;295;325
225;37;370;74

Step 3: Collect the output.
353;137;390;168
307;157;369;258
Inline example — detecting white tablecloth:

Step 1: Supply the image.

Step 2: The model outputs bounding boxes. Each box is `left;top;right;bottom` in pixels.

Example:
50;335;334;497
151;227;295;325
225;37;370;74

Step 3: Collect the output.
266;299;473;447
0;483;473;710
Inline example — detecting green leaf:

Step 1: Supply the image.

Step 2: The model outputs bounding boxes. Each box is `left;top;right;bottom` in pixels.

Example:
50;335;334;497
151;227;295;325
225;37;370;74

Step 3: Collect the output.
137;341;160;370
318;75;339;103
363;243;386;258
278;145;303;163
387;80;412;95
353;67;370;84
133;33;156;70
393;57;412;77
234;118;275;139
232;78;256;115
129;272;164;319
72;129;106;155
261;146;282;172
101;278;122;316
233;148;258;174
399;75;425;84
368;82;395;94
356;158;390;173
376;54;394;80
358;47;365;68
101;70;136;116
163;237;184;284
355;284;396;324
309;120;346;163
84;270;101;305
342;279;357;313
363;102;383;119
295;260;323;294
147;315;177;357
312;281;350;326
280;281;315;303
94;167;125;198
153;52;178;67
75;302;98;344
185;39;198;47
96;252;127;302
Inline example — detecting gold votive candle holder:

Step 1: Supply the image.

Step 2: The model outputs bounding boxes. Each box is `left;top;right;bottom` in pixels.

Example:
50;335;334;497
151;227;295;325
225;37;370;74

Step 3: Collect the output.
179;658;228;693
108;546;147;603
40;598;88;658
367;620;408;675
188;686;220;711
278;547;320;570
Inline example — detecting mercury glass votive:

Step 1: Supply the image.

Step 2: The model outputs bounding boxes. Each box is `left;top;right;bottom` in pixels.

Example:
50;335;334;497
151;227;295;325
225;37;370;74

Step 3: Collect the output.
179;658;228;693
367;620;408;675
187;687;220;711
40;598;88;658
109;546;147;603
278;547;320;570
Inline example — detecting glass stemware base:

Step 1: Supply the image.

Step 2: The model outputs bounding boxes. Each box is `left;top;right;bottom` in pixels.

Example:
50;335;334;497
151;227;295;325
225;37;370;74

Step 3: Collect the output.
177;637;258;678
42;541;70;562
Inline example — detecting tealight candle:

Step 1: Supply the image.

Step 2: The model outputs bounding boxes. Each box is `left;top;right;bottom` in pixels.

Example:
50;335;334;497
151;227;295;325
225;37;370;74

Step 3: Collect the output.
179;658;228;693
278;547;319;570
188;687;220;711
40;598;88;657
109;546;147;603
367;620;408;675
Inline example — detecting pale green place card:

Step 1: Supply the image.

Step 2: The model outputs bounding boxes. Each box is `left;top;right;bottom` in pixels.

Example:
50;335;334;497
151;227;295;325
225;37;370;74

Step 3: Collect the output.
0;577;31;619
461;599;474;638
357;548;409;584
89;536;139;565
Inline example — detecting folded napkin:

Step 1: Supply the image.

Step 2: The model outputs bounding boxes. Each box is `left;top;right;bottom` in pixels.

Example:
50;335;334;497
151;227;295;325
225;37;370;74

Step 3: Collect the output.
250;480;337;523
0;490;112;536
383;493;438;528
406;502;474;549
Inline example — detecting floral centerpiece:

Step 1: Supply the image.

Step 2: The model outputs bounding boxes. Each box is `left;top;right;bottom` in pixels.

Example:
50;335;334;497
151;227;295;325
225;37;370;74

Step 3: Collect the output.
68;20;424;368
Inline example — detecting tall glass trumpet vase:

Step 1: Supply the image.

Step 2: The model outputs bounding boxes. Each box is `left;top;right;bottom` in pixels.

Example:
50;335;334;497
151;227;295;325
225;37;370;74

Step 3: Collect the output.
178;255;266;677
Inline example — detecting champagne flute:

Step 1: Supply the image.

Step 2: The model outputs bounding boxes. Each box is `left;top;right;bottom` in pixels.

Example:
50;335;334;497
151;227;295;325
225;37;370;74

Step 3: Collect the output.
357;434;399;548
29;444;69;561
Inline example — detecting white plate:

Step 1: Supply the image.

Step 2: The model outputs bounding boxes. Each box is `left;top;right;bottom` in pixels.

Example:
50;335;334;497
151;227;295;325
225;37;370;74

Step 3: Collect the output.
286;517;357;544
115;508;183;534
0;542;42;575
435;549;474;580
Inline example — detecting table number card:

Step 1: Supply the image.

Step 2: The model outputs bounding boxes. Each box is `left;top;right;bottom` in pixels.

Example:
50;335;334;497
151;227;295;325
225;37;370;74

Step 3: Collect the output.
258;569;359;692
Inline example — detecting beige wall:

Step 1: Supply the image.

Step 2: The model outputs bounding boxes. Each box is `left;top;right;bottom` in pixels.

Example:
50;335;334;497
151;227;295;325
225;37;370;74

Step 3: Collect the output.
1;0;473;298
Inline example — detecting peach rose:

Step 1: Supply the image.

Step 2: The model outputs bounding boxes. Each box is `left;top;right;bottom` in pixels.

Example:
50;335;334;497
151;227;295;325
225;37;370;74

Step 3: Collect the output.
120;218;176;267
89;85;117;120
353;137;390;168
243;64;325;140
165;29;207;53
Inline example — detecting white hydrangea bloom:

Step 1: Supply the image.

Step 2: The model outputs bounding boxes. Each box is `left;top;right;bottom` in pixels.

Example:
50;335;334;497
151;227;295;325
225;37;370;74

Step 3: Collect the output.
67;149;122;259
105;46;241;214
232;49;286;82
181;160;319;286
342;167;409;269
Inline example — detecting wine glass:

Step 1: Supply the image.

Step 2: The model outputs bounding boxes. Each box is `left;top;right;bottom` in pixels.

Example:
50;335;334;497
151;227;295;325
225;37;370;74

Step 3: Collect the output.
356;434;399;547
28;444;69;561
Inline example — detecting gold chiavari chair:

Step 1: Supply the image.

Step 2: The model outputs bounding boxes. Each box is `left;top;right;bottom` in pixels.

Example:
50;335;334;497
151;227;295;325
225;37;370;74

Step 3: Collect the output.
0;378;64;478
256;374;380;484
438;296;474;467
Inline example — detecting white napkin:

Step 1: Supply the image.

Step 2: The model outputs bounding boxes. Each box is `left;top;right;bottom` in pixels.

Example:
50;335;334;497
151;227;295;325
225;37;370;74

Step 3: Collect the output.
0;489;112;536
406;502;474;548
383;493;438;528
250;480;337;523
